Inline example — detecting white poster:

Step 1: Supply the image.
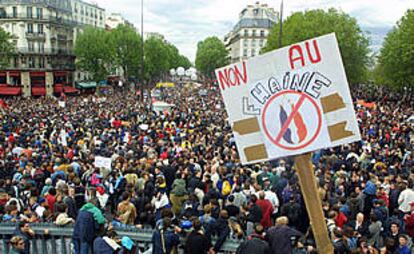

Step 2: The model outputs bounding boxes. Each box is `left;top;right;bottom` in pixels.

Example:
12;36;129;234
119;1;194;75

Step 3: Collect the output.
215;33;361;165
94;156;112;170
58;101;65;108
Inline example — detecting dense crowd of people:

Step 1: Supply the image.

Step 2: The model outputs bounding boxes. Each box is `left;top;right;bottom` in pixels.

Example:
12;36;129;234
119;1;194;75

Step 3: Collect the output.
0;83;412;254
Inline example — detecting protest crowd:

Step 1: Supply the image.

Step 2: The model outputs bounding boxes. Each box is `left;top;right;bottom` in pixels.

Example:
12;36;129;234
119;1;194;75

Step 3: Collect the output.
0;82;413;254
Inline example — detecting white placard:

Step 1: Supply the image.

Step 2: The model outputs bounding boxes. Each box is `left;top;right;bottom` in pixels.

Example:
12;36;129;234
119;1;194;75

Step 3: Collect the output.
94;156;112;170
58;101;65;108
215;33;361;164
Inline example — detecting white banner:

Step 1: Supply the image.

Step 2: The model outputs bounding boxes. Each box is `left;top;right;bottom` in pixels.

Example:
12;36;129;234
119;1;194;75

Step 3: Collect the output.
215;33;361;164
94;156;112;170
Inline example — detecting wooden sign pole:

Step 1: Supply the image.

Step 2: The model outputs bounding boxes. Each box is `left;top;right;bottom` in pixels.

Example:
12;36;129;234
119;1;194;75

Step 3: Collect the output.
294;153;334;254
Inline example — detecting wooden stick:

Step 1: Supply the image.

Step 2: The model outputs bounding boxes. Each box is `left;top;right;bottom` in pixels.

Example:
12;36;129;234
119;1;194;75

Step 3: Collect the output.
294;153;334;254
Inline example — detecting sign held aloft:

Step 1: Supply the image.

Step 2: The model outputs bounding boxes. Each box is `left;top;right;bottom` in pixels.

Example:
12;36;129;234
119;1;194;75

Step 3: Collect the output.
215;33;361;165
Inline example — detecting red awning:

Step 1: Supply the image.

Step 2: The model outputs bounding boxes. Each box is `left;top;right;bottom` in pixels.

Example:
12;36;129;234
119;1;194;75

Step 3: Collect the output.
54;71;67;77
30;72;45;77
0;84;8;87
54;84;64;93
8;71;20;77
31;87;46;96
0;72;6;76
0;87;22;95
63;86;79;94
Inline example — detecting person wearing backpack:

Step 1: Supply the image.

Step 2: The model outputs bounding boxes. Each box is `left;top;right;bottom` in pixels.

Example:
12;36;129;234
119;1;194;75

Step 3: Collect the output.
236;224;270;254
152;217;180;254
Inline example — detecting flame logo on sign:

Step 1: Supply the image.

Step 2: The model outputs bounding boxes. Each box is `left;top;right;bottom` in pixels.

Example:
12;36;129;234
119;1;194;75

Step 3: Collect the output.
279;104;308;144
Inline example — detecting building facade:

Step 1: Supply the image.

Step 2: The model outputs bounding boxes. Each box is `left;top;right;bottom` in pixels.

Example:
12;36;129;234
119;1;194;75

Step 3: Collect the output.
224;2;278;63
0;0;105;96
105;13;134;30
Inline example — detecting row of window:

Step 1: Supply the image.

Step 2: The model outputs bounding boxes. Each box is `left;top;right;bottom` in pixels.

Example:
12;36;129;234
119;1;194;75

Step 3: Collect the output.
73;4;103;20
243;29;266;37
243;48;261;57
243;39;265;47
10;56;45;69
26;23;43;34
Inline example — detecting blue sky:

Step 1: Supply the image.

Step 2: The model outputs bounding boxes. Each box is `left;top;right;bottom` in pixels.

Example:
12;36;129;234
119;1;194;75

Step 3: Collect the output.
95;0;412;62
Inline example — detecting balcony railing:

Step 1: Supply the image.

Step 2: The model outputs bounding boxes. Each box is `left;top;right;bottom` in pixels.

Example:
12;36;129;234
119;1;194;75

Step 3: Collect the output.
25;32;46;40
15;47;74;55
0;222;240;254
0;13;77;26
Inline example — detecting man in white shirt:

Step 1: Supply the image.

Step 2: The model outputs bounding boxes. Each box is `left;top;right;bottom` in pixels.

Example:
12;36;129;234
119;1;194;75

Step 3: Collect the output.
398;182;414;214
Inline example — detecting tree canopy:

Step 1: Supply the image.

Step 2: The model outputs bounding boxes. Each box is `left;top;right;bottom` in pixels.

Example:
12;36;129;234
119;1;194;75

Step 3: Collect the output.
376;9;414;89
262;8;370;85
109;24;142;81
74;27;114;82
195;36;229;78
0;28;15;69
74;25;190;86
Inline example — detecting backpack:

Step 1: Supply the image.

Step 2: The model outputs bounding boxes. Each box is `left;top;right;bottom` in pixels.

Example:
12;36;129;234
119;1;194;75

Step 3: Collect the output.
221;180;231;196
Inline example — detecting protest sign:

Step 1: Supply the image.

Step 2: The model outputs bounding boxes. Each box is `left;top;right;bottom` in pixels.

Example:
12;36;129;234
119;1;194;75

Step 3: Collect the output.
215;33;360;164
94;156;112;170
58;101;65;108
216;33;361;254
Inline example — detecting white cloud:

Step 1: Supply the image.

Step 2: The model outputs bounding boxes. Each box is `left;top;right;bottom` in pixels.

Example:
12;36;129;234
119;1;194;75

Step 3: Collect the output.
94;0;412;62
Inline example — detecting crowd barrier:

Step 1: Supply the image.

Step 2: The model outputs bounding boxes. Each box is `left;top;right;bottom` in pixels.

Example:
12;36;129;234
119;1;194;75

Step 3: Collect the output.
0;222;241;254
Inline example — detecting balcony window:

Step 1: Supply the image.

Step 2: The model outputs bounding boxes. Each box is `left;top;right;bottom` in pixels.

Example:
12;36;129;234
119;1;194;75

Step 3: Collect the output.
36;8;43;19
28;41;34;52
12;7;17;18
260;30;265;37
244;29;248;37
28;57;35;68
38;42;44;53
39;57;45;68
27;7;33;18
0;8;6;18
243;49;248;57
252;30;256;37
37;24;43;34
251;49;256;57
27;23;33;33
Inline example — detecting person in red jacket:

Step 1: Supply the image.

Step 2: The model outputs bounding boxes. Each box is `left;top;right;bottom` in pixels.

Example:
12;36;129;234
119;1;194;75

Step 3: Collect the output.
256;191;274;229
404;202;414;237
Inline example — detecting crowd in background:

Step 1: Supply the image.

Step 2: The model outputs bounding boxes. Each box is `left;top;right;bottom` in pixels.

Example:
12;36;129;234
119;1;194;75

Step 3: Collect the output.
0;83;413;254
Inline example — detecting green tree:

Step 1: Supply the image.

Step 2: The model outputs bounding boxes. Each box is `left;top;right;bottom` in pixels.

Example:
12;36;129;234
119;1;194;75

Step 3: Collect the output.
109;24;143;81
144;37;170;87
195;36;229;78
74;27;114;82
164;42;192;70
177;54;192;69
377;10;414;88
263;8;370;85
0;28;15;69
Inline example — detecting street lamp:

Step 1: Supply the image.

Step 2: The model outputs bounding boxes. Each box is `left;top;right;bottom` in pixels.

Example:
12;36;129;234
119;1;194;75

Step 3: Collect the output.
140;0;144;101
278;0;283;48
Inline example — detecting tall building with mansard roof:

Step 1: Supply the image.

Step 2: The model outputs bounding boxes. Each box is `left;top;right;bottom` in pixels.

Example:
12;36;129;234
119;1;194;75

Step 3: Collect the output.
224;2;278;63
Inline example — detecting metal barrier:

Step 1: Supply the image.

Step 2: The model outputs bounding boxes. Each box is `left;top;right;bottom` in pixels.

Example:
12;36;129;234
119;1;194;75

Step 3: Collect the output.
0;222;242;253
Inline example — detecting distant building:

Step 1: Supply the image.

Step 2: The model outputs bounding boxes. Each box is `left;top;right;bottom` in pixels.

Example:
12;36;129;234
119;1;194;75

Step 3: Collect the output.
224;2;278;63
144;32;165;41
105;13;134;30
0;0;105;96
